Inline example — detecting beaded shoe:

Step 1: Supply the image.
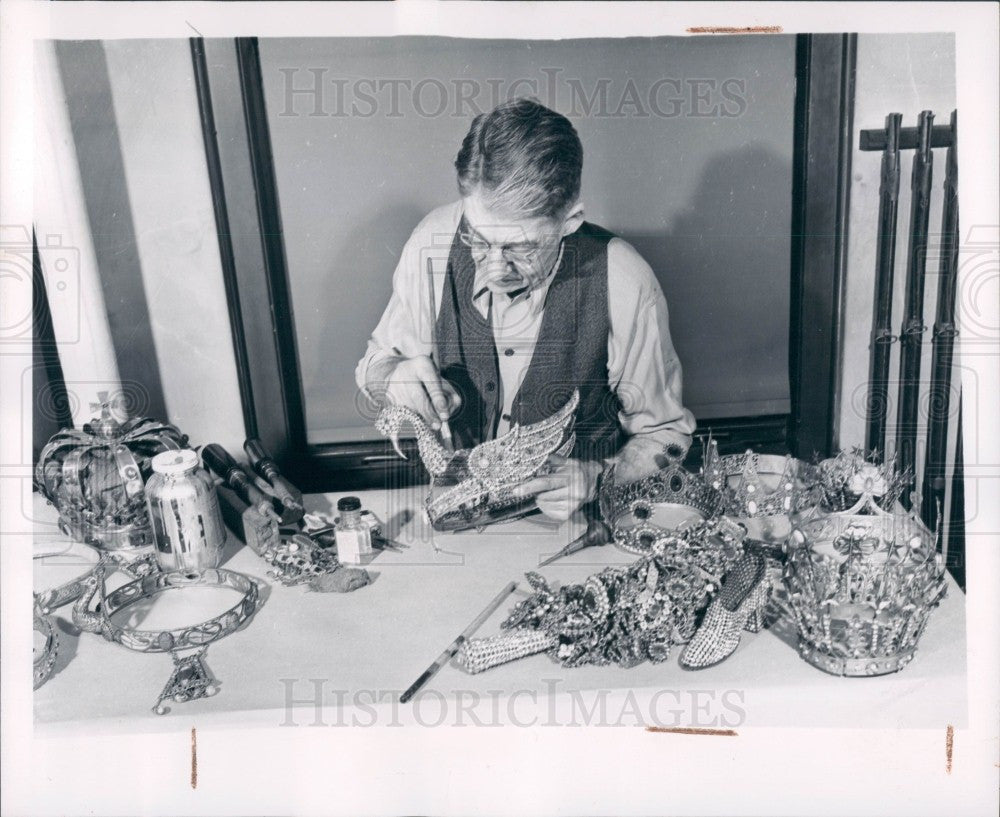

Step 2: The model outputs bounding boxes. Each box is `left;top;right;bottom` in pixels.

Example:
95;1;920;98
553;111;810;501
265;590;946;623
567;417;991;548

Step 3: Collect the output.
678;553;770;670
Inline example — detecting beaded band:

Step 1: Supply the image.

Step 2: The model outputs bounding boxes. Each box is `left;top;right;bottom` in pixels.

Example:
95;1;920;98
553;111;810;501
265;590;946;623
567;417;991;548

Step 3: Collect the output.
33;599;59;690
75;566;262;653
35;548;157;615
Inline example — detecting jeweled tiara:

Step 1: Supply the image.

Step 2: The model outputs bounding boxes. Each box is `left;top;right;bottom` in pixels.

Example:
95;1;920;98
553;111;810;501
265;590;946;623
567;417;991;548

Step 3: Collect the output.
597;441;723;527
703;440;817;518
783;495;946;676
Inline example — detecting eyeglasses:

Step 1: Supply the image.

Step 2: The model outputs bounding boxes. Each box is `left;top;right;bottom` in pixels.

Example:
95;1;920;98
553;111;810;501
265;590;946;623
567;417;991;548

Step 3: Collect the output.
458;228;548;269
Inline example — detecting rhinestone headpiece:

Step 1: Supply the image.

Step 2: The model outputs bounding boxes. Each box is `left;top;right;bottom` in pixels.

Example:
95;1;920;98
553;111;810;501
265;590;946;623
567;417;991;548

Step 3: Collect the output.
703;441;817;518
782;496;947;677
375;390;578;531
598;441;722;527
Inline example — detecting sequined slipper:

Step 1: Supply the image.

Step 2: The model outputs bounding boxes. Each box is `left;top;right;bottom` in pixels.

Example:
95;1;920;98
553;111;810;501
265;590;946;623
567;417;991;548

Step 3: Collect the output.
679;553;769;670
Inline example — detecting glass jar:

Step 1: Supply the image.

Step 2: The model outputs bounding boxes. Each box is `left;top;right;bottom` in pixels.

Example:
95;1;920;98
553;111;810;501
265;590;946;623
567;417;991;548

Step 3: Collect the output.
146;450;226;572
335;496;372;565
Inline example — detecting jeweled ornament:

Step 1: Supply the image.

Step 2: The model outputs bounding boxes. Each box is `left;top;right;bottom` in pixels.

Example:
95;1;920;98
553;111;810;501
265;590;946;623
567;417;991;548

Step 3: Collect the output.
73;559;263;713
782;494;947;677
375;390;579;531
34;394;188;551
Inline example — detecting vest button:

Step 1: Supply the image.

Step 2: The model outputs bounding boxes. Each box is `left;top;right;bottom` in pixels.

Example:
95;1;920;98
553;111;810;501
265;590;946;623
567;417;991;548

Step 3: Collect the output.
501;413;511;421
485;381;496;392
504;348;515;357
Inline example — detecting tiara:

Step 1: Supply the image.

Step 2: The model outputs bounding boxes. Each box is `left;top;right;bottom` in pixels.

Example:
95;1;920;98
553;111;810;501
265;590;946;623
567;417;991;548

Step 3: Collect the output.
703;441;817;518
790;490;935;558
782;497;947;676
815;448;909;512
598;442;722;528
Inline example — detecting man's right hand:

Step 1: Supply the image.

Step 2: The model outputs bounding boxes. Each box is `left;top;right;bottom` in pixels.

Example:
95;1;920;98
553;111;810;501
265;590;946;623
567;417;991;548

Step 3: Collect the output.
382;355;462;429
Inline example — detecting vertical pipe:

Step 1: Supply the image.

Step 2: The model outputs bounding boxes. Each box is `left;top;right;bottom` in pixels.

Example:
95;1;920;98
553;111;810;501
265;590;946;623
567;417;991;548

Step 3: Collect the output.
921;110;959;535
865;113;903;457
33;40;121;427
190;37;258;440
895;110;935;508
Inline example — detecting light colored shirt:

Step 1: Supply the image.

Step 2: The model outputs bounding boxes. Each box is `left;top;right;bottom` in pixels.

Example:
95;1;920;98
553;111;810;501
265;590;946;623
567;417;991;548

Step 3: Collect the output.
356;200;696;460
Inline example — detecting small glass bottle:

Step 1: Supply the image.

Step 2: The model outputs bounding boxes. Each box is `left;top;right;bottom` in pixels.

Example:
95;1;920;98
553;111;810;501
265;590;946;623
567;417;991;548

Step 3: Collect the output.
146;449;226;572
335;496;372;565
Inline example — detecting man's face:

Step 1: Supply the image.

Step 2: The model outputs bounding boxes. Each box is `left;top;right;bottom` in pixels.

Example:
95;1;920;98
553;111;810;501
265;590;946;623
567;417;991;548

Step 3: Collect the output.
462;192;567;295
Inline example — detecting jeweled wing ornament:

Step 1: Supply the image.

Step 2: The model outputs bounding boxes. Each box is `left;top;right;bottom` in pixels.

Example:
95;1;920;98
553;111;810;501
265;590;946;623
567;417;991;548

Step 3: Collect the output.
375;390;579;531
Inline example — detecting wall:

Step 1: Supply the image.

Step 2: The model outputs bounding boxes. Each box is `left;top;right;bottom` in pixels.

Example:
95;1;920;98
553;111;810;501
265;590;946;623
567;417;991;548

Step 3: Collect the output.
53;39;245;454
258;36;796;443
839;33;957;470
50;35;796;454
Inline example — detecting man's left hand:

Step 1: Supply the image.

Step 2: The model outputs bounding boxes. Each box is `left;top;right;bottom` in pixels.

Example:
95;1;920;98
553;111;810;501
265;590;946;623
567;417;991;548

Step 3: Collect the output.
511;455;603;521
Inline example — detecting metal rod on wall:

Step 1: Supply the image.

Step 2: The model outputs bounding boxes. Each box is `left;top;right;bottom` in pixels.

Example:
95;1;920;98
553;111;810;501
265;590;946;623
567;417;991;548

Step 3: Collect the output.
895;110;935;508
865;113;903;457
190;37;258;442
921;110;960;536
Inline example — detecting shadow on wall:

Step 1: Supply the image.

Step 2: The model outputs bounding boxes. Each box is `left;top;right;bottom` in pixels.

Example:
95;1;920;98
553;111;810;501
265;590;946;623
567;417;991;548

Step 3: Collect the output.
54;41;167;422
305;201;431;430
622;141;792;419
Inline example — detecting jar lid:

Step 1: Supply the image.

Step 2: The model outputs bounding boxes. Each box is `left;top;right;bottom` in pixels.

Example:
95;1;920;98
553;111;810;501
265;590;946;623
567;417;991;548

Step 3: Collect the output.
151;449;199;476
337;496;362;512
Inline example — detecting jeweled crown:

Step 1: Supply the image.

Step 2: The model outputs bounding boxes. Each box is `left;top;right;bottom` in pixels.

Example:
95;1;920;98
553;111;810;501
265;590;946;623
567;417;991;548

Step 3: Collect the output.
702;440;816;518
598;441;722;526
34;397;188;550
782;496;947;677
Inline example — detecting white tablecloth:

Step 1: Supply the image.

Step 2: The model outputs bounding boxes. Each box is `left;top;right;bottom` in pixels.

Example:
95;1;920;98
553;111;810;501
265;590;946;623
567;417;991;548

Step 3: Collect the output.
32;489;968;734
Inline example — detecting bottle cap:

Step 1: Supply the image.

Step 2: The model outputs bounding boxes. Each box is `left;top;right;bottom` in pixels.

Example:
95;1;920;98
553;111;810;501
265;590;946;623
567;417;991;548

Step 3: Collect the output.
337;496;362;512
151;449;199;476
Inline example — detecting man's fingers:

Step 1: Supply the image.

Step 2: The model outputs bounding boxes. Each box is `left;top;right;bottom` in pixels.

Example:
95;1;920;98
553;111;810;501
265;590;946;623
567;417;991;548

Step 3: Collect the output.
412;357;451;419
512;474;567;498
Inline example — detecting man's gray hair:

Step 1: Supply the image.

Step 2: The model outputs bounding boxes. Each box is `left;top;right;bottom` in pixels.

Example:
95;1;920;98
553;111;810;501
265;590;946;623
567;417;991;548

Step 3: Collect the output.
455;97;583;220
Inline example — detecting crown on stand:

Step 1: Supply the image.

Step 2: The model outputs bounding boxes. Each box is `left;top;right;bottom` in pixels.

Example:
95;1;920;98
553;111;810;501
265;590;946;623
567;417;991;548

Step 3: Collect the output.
782;493;947;677
598;441;722;527
814;448;909;512
702;440;817;518
34;392;189;551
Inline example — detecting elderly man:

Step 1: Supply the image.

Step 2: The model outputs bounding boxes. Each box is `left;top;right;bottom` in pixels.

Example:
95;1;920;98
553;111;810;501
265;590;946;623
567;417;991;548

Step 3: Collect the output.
356;97;695;520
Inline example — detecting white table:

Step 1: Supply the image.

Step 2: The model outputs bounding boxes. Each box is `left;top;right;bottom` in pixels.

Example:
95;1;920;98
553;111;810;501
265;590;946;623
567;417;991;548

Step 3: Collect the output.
32;489;968;734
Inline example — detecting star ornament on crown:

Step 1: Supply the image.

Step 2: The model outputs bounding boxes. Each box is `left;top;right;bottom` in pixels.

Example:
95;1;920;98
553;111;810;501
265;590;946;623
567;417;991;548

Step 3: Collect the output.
374;390;579;532
782;494;947;677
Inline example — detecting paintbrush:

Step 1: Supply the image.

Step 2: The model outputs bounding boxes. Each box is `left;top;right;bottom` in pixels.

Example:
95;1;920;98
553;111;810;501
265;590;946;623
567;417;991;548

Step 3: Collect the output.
400;581;517;703
426;255;454;453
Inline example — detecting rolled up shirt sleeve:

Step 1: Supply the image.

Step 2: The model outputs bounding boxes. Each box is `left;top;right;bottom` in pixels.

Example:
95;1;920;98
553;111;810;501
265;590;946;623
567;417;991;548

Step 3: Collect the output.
606;238;697;455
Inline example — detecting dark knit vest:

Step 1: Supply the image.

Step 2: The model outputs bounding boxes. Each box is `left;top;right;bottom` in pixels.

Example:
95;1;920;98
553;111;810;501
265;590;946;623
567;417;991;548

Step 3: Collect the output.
434;217;625;461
